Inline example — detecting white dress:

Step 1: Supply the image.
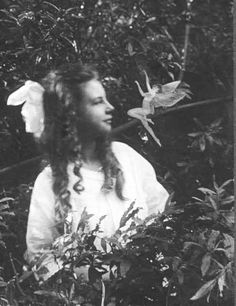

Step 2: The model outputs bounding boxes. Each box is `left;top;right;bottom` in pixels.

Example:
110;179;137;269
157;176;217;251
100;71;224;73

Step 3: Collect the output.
26;142;169;264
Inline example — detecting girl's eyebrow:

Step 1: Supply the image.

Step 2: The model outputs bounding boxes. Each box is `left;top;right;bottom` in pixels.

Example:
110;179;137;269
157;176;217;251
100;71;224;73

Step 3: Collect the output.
93;96;106;101
90;96;104;104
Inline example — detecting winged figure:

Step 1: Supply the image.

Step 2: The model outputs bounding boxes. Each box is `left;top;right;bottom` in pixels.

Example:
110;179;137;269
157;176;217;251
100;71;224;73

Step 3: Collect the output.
127;71;191;146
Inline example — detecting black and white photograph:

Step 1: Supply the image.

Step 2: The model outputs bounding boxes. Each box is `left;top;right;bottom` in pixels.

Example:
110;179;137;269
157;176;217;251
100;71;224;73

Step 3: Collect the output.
0;1;234;305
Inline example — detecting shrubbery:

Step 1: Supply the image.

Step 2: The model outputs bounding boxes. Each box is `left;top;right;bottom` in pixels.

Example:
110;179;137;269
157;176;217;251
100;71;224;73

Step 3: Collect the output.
0;111;233;305
0;0;233;305
0;0;232;168
0;183;234;305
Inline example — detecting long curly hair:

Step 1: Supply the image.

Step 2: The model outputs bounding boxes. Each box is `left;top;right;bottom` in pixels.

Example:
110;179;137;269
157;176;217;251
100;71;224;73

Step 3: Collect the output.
40;63;125;232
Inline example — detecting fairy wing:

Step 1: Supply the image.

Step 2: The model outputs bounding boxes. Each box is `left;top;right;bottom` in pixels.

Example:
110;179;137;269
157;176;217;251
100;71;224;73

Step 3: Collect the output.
152;81;191;107
161;81;181;93
152;89;191;107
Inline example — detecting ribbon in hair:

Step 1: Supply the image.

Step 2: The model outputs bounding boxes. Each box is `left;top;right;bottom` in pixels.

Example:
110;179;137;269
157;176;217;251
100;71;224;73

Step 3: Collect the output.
7;80;45;138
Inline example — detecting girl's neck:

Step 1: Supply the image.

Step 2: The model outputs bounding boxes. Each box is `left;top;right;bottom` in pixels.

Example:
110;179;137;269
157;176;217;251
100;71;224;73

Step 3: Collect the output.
81;141;97;162
81;141;103;171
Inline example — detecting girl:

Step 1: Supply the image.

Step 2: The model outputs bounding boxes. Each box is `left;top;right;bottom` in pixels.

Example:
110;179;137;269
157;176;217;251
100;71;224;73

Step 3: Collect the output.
8;63;169;280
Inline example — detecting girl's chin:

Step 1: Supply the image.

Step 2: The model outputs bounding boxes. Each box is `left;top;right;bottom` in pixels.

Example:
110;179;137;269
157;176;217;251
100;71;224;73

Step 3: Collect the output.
80;127;112;140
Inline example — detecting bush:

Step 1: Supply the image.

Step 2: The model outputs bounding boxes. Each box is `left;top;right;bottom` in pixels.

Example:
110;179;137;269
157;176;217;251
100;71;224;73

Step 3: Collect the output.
0;1;233;305
0;0;233;167
0;109;233;305
0;174;233;305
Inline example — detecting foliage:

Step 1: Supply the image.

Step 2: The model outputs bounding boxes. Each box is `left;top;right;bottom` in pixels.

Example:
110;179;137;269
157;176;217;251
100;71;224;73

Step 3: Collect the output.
0;0;233;305
0;0;233;167
0;175;234;305
0;109;234;305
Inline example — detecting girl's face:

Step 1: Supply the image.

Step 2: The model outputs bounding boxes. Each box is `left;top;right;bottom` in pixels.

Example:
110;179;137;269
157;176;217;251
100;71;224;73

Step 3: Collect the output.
78;79;114;137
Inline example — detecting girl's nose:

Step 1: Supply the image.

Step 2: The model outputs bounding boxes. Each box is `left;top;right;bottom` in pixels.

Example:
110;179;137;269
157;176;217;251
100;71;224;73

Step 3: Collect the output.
105;99;114;113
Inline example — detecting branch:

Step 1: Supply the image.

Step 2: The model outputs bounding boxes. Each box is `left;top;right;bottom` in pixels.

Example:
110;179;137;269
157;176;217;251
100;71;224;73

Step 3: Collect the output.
0;156;42;175
0;96;232;177
112;96;232;135
9;253;26;296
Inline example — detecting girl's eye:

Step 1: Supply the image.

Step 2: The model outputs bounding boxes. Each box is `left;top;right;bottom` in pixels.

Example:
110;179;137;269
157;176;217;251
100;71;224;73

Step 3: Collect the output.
93;99;103;105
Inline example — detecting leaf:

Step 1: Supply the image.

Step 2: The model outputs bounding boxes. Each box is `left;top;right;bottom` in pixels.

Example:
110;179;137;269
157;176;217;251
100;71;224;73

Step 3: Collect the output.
219;179;233;189
163;192;174;212
201;253;211;276
198;187;215;195
172;256;181;271
146;17;156;23
119;259;131;276
213;138;223;146
91;214;107;234
0;197;13;203
34;289;69;304
0;281;7;287
167;71;174;80
0;211;15;216
100;238;107;253
207;230;220;249
142;212;159;225
199;136;206;151
223;233;234;259
176;269;184;284
42;1;60;12
213;178;219;191
221;210;234;226
18;270;34;283
221;196;234;205
0;240;6;248
0;204;10;211
218;274;225;297
0;221;8;229
208;196;218;210
123;207;140;227
190;279;217;301
196;216;212;221
77;207;94;231
206;134;214;145
183;241;202;251
119;201;135;228
0;297;9;306
188;132;202;137
127;42;135;56
210;117;222;128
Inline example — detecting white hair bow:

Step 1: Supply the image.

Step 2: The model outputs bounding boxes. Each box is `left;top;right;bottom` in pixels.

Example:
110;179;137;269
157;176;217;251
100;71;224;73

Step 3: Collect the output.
7;80;45;138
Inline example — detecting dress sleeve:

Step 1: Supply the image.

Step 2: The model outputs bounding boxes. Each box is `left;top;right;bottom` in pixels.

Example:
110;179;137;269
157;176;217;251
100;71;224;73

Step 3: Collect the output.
26;168;59;264
112;142;169;215
140;158;169;214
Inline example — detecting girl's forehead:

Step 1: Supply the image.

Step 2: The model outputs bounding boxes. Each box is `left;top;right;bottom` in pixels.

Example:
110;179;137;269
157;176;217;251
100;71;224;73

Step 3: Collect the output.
82;79;105;98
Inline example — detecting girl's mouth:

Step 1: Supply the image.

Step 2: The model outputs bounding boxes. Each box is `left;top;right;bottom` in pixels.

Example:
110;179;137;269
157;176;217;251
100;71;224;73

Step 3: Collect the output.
103;118;112;125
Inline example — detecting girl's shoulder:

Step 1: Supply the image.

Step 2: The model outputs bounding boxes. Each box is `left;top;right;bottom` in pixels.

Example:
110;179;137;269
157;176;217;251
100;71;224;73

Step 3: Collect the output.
111;141;137;155
34;165;53;188
111;141;148;166
112;141;158;176
30;165;55;201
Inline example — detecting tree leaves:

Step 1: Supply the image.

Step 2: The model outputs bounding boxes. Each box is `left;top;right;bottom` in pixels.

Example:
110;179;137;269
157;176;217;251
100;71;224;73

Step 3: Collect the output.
34;290;69;304
118;201;137;229
190;279;216;301
201;253;211;276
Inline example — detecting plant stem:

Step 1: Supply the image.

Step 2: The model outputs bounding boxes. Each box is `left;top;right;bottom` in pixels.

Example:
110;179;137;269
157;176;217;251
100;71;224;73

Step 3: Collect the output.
9;253;26;296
